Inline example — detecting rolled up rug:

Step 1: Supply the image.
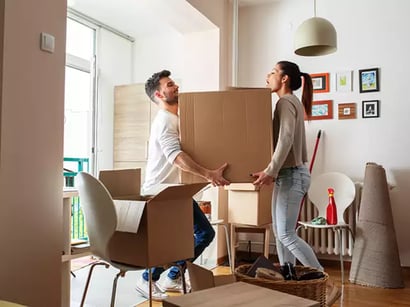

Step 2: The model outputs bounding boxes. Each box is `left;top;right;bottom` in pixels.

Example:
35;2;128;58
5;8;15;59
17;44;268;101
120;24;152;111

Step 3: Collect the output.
349;162;404;288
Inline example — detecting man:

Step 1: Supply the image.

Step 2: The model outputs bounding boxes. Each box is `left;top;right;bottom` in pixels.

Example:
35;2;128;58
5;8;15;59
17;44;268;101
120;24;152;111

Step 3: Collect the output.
136;70;230;301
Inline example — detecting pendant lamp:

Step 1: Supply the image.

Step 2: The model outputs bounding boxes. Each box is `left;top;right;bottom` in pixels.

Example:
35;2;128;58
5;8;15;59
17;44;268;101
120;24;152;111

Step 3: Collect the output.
294;0;337;56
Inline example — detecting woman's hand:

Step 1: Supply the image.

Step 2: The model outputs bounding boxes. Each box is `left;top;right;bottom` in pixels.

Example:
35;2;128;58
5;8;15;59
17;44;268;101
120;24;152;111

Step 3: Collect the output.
251;171;274;187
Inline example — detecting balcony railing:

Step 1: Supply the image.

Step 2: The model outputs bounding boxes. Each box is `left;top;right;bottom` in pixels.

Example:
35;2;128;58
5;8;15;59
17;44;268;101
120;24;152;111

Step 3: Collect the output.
64;157;89;240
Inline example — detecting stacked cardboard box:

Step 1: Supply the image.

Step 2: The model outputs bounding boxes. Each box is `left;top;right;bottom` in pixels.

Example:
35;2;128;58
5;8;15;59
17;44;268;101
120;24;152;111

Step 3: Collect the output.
179;89;273;225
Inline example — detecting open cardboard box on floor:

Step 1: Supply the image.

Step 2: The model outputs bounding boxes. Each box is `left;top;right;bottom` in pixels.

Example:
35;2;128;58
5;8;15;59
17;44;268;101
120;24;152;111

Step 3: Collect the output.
98;168;208;268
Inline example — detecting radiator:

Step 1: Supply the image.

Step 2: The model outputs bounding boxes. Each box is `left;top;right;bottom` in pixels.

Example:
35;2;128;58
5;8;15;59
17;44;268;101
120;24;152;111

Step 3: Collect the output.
298;183;362;257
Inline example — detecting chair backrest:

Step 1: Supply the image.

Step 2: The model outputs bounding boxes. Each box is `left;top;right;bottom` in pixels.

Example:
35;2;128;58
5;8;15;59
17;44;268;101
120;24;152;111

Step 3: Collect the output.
307;172;356;224
77;172;117;260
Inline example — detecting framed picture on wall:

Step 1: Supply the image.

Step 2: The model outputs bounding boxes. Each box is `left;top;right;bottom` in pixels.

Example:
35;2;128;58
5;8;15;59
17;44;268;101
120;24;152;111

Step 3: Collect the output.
310;73;330;93
306;100;333;120
359;68;379;93
336;71;353;92
362;100;380;118
338;103;356;120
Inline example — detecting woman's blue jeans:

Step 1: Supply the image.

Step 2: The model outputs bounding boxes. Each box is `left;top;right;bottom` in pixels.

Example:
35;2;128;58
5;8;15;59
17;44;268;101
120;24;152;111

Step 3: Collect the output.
143;199;215;281
272;165;323;271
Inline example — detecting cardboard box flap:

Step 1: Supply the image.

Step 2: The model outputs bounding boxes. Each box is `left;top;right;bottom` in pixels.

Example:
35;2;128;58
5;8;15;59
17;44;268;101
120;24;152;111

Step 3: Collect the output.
99;168;141;200
187;261;235;292
186;261;216;291
225;183;260;191
148;183;208;202
113;200;145;233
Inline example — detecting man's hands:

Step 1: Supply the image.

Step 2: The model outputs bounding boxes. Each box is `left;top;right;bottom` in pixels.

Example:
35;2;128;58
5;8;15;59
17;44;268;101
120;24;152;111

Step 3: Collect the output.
207;162;230;186
174;152;230;186
251;171;274;187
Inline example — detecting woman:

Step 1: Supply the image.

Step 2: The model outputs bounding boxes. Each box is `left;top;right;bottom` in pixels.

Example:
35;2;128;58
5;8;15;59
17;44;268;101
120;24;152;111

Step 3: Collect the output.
252;61;323;271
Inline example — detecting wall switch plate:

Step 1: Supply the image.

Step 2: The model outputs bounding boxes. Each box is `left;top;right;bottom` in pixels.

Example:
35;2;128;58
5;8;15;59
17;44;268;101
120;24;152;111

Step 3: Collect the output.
40;32;55;53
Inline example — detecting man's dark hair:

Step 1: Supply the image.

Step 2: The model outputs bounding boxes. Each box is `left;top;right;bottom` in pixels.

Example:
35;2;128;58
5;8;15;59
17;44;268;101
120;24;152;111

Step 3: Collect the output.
145;70;171;102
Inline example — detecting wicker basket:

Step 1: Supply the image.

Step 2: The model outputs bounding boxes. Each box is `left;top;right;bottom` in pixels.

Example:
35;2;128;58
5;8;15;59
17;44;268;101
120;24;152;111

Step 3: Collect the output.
235;264;328;307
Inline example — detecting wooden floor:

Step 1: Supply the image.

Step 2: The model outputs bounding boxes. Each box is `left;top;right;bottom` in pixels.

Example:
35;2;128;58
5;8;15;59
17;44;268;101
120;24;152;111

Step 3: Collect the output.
137;261;410;307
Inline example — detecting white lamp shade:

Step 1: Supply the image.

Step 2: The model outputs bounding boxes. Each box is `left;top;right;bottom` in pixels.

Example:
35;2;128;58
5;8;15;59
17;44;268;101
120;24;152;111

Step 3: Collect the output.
294;17;337;56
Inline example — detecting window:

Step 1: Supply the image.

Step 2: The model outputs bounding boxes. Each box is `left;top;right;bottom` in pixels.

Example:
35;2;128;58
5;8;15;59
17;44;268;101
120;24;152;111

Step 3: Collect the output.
64;17;96;178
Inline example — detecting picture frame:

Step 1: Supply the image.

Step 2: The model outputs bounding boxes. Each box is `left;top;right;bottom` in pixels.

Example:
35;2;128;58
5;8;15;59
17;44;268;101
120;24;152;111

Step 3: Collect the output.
359;68;379;93
362;100;380;118
306;100;333;120
310;73;330;93
338;103;356;120
336;71;353;92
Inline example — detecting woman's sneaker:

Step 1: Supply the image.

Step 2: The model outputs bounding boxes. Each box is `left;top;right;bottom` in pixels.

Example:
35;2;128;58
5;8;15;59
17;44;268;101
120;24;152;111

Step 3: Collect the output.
135;277;168;301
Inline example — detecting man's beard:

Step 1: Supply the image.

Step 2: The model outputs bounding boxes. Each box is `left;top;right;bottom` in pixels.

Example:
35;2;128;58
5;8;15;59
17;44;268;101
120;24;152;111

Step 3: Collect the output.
165;94;178;105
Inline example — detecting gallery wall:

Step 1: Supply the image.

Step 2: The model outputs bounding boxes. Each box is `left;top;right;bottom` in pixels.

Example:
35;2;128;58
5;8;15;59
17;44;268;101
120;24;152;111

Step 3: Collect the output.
238;0;410;266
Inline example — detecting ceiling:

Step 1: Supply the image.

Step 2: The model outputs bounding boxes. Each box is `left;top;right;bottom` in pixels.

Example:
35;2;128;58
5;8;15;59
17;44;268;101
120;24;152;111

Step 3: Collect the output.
68;0;278;38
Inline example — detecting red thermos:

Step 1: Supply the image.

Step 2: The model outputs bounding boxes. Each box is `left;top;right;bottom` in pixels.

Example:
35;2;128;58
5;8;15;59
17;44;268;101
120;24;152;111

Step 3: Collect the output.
326;188;338;225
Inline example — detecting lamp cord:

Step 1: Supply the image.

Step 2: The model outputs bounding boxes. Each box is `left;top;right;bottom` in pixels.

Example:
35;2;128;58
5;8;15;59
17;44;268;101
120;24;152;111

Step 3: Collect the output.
314;0;317;17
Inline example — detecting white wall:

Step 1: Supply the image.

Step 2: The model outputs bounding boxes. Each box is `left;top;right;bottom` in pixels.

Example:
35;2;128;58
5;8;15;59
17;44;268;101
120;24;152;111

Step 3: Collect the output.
0;0;66;305
133;29;219;92
188;0;233;89
96;28;133;172
132;1;220;92
238;0;410;266
181;29;220;91
133;32;184;84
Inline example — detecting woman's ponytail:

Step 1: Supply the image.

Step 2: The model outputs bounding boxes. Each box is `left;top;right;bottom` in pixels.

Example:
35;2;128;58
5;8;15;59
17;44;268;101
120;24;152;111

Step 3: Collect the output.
300;72;313;116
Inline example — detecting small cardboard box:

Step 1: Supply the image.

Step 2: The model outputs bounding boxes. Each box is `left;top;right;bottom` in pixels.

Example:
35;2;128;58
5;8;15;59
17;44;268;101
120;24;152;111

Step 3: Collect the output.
179;89;272;184
99;168;208;268
225;183;273;226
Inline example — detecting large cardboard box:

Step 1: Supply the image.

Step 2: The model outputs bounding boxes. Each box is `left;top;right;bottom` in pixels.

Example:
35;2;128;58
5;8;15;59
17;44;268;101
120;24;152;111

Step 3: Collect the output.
225;183;273;226
99;169;208;268
179;89;272;184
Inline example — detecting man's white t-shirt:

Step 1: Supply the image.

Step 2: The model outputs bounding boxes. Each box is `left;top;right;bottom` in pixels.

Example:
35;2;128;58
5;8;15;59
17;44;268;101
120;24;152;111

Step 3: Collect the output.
142;109;182;195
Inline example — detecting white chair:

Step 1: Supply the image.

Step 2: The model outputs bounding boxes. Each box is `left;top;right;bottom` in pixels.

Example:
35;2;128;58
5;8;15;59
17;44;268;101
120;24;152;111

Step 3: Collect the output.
297;172;356;284
77;172;185;307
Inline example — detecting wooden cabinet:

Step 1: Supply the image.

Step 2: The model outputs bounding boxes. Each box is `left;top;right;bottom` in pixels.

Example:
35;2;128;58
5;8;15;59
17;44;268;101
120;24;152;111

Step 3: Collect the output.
113;84;158;178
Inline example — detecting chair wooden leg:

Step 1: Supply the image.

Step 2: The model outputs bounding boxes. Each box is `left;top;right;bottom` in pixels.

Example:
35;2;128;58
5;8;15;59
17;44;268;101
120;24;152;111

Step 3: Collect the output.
263;225;270;258
230;224;236;270
80;261;109;307
221;223;233;272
